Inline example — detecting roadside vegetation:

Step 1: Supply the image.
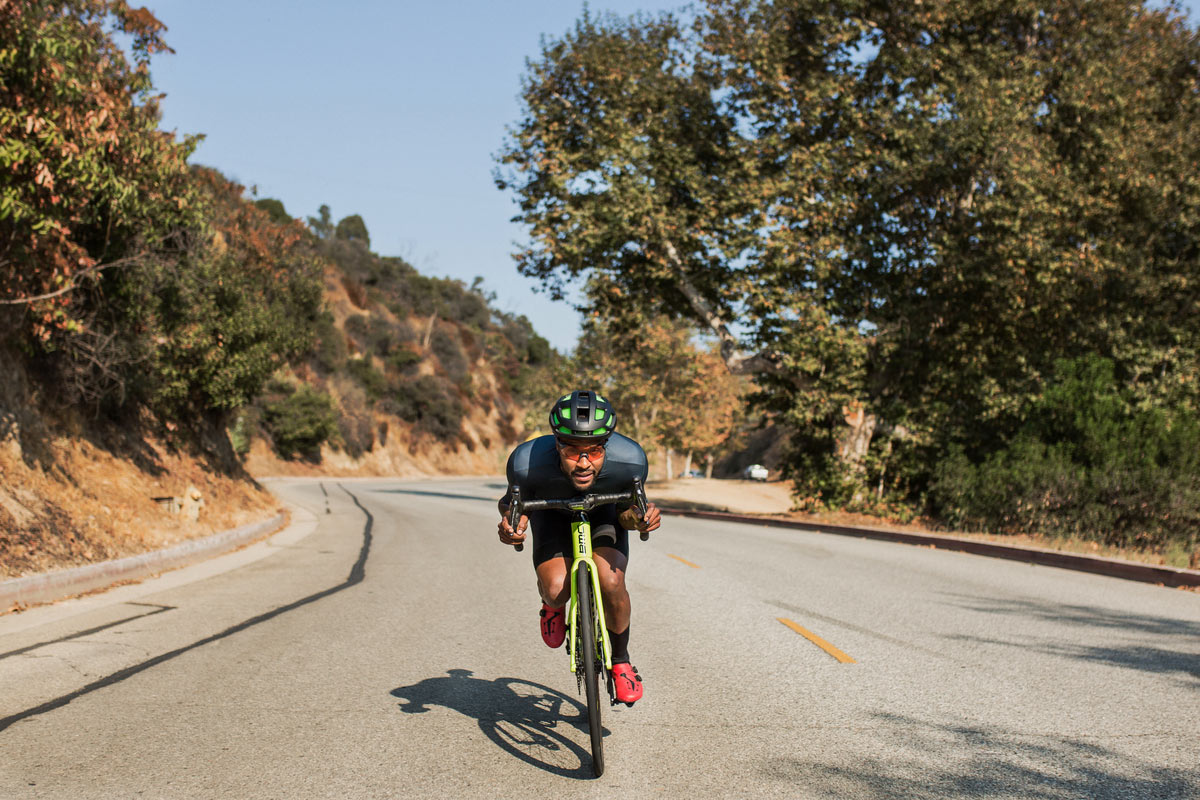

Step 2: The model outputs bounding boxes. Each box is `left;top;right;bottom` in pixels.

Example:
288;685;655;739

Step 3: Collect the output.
0;1;551;576
2;0;1197;575
496;0;1200;565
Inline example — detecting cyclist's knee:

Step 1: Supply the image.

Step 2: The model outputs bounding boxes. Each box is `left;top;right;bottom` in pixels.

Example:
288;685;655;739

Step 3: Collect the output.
539;575;569;606
596;566;627;598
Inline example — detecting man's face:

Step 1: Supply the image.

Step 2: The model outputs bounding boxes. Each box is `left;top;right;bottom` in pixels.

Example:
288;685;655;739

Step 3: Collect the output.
556;437;607;491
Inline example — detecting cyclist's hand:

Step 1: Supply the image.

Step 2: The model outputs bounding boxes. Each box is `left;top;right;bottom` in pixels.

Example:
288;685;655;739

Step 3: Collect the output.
498;513;529;547
633;502;661;534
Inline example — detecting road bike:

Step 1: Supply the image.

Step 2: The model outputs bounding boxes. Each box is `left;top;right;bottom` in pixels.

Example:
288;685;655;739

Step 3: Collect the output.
506;477;649;777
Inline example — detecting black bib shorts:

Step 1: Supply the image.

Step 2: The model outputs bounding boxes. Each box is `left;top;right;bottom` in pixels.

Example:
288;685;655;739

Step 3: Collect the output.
529;504;628;566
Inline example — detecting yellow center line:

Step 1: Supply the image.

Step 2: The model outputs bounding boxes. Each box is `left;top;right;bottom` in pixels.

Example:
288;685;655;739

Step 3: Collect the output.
777;618;857;663
667;554;701;569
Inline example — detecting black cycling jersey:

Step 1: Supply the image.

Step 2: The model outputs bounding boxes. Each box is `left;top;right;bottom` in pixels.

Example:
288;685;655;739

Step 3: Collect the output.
503;432;649;503
501;432;650;566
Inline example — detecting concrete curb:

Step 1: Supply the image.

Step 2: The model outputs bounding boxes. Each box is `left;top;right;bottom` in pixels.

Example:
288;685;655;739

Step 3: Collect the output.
0;513;288;609
659;507;1200;589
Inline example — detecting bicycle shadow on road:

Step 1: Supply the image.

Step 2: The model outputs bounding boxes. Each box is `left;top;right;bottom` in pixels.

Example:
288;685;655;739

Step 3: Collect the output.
390;669;605;779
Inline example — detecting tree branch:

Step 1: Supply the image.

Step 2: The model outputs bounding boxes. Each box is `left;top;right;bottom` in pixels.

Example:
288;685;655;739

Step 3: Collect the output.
0;256;143;305
662;241;784;376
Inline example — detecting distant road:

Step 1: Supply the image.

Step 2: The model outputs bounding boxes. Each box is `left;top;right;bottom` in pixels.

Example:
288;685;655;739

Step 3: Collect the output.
2;478;1197;799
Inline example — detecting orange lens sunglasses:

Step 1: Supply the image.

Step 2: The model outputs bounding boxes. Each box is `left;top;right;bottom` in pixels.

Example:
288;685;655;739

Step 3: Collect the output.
558;442;606;461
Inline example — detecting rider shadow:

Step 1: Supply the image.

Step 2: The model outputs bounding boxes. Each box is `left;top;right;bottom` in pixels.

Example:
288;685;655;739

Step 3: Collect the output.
390;669;607;779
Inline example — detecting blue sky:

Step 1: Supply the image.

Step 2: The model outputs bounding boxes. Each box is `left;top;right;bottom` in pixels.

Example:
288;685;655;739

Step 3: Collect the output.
145;1;1199;354
147;1;685;353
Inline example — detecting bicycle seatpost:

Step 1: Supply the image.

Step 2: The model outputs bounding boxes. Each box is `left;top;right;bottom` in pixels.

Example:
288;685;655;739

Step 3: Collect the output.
508;485;524;552
632;477;650;541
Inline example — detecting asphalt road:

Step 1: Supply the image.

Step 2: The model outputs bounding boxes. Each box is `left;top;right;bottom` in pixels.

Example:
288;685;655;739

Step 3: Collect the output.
1;478;1198;799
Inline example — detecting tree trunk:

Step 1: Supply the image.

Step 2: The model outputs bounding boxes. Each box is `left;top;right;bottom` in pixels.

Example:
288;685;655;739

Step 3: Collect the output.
704;453;714;479
682;449;693;477
665;448;673;482
835;402;877;505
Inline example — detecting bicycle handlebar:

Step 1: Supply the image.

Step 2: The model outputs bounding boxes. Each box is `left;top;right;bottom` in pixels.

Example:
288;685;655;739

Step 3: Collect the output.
506;477;650;552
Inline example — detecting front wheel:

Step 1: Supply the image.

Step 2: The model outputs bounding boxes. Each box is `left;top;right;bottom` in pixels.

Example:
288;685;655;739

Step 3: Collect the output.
576;565;604;776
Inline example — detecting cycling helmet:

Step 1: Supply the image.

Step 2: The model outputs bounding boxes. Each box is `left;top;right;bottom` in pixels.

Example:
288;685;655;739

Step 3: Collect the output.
549;390;616;440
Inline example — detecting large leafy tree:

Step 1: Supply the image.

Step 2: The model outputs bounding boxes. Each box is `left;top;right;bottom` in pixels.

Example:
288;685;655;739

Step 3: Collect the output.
0;0;198;334
1;2;324;460
498;0;1200;508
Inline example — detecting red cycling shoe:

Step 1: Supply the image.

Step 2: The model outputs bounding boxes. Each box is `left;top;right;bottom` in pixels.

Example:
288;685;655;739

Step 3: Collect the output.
611;663;643;705
539;603;565;648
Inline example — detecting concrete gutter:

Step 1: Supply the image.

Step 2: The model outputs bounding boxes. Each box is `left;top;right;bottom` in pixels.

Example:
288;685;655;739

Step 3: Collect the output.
1;513;288;609
659;507;1200;589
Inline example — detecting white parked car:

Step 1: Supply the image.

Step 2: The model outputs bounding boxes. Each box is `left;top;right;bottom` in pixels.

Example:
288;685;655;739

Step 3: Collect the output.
743;464;769;481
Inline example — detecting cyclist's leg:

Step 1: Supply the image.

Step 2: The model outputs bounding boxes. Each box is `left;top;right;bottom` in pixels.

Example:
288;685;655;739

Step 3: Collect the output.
593;508;642;704
530;509;572;607
592;546;630;637
530;510;571;647
591;506;631;640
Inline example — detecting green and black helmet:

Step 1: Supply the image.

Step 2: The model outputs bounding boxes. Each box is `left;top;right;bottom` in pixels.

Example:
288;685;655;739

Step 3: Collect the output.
549;390;616;440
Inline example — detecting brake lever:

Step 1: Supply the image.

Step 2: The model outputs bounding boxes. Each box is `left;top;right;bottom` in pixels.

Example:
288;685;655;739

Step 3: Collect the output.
507;485;524;552
632;477;650;541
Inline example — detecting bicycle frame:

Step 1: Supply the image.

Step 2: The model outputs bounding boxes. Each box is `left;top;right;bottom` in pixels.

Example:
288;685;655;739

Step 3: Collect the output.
567;510;612;674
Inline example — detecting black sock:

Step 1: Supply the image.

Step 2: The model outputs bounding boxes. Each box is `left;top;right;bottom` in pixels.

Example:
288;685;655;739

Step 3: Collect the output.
608;626;630;664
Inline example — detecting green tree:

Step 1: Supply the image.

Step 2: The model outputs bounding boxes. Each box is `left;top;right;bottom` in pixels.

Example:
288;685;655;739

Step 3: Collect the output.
704;0;1200;500
118;168;324;422
0;0;198;334
495;10;771;366
335;214;371;248
498;0;1200;515
254;198;291;225
307;204;334;240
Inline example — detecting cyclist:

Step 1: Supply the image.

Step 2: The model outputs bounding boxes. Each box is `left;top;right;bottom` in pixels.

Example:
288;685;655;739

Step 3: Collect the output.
497;390;661;705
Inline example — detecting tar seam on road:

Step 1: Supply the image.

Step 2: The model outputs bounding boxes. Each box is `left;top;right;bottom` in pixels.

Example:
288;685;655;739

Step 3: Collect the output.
667;554;701;569
777;617;857;663
0;484;374;734
0;603;175;662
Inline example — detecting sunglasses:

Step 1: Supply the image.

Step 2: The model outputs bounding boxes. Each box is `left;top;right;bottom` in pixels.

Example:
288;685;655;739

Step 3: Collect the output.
557;442;606;461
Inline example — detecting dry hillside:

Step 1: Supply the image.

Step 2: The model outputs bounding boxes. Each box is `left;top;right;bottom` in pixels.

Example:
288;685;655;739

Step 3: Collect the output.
0;241;548;581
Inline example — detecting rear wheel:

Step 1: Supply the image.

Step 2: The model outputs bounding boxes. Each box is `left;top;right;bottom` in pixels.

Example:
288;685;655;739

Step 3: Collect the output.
576;565;604;776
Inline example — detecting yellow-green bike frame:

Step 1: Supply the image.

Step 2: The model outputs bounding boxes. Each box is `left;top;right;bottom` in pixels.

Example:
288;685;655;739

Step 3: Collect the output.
567;509;612;675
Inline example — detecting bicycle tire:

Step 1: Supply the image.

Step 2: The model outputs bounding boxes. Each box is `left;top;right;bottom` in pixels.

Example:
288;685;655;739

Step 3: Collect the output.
576;565;604;776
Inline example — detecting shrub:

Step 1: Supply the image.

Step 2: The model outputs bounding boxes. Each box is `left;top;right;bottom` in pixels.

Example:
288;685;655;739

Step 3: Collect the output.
386;345;421;373
430;326;469;383
930;356;1200;553
367;316;396;356
262;385;337;459
228;411;255;457
312;312;347;374
345;357;387;401
393;375;463;440
336;388;375;458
